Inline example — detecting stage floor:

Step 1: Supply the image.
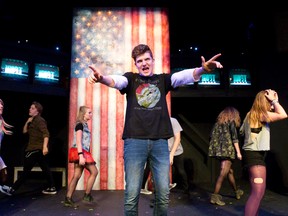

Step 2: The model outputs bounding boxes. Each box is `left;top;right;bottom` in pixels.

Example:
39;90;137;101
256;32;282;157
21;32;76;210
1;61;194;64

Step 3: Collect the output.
1;178;288;216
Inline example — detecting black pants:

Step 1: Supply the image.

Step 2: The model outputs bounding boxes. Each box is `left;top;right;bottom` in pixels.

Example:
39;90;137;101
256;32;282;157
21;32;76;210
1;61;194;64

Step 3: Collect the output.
173;153;189;191
12;149;55;191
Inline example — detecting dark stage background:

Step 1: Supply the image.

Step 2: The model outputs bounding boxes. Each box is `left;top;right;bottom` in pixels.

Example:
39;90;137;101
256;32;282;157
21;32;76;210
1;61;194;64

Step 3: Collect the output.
0;2;288;193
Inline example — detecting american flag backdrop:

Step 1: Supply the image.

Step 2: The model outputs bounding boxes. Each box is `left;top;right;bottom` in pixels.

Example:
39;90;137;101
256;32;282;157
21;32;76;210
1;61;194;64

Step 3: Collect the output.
69;7;171;190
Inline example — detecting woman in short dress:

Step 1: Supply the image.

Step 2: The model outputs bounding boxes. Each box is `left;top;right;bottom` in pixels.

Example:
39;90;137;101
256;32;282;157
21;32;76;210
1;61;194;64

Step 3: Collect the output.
64;105;98;207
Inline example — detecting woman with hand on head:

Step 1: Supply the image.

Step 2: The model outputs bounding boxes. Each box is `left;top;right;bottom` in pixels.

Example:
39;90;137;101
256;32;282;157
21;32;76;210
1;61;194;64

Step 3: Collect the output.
240;89;287;216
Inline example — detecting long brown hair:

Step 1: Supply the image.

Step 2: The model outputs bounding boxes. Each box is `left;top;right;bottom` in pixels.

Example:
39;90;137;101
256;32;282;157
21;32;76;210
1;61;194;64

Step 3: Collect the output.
247;90;271;126
217;106;241;127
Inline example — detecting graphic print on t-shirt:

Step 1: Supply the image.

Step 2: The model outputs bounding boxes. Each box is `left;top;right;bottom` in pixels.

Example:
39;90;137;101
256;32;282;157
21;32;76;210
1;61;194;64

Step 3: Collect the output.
136;83;160;108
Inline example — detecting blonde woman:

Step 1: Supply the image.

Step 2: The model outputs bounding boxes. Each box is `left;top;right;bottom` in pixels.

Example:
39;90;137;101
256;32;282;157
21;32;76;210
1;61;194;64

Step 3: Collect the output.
240;89;287;216
64;106;98;207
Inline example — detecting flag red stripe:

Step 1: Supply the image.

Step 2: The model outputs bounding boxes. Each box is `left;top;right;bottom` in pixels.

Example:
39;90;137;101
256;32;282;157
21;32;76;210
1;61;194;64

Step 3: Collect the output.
100;85;109;189
146;8;155;48
115;94;125;189
161;8;170;74
131;8;139;55
160;8;172;115
83;80;94;188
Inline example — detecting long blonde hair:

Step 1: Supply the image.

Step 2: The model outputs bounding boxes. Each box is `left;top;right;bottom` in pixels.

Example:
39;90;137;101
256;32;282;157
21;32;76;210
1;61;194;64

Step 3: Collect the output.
247;90;271;126
217;106;241;127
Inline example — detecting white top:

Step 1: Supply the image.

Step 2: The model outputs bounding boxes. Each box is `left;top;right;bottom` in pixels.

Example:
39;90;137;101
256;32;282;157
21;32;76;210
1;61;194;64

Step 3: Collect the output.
168;117;184;156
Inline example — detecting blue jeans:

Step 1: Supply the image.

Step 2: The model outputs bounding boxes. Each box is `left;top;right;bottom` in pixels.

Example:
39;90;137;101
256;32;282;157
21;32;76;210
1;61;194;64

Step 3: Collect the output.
124;138;170;216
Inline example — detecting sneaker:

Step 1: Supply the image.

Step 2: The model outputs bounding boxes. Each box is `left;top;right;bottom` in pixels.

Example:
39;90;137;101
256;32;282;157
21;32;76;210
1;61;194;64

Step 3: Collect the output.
83;193;93;202
0;185;14;196
140;189;153;195
64;197;79;208
42;187;57;195
169;183;177;190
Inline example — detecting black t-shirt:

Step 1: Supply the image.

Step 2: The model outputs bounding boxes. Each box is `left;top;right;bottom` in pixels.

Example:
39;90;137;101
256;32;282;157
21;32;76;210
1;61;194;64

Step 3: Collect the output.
120;72;174;139
75;122;83;131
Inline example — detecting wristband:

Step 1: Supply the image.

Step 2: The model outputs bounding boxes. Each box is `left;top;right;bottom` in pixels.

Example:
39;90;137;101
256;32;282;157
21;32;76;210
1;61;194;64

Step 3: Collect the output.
271;99;279;106
78;152;83;155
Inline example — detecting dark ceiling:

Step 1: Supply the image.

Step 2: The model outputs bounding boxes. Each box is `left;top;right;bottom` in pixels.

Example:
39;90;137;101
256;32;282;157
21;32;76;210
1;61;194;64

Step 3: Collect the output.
0;1;287;67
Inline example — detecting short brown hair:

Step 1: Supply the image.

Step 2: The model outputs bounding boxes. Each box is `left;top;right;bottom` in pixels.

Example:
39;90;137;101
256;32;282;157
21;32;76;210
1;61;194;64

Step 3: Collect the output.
131;44;153;61
32;101;43;115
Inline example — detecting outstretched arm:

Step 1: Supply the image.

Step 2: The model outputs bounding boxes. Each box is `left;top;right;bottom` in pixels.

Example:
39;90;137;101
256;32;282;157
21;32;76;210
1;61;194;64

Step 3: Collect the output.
88;65;115;87
88;65;128;90
171;53;223;87
193;53;223;80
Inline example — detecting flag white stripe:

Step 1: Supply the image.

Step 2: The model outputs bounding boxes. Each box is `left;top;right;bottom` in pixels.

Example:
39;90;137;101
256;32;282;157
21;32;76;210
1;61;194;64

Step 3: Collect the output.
92;84;101;189
76;78;87;190
124;8;132;71
139;8;147;44
108;88;117;188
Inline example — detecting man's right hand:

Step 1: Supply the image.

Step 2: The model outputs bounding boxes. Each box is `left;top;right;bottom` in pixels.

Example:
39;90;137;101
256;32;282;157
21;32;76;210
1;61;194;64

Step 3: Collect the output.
88;65;103;84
